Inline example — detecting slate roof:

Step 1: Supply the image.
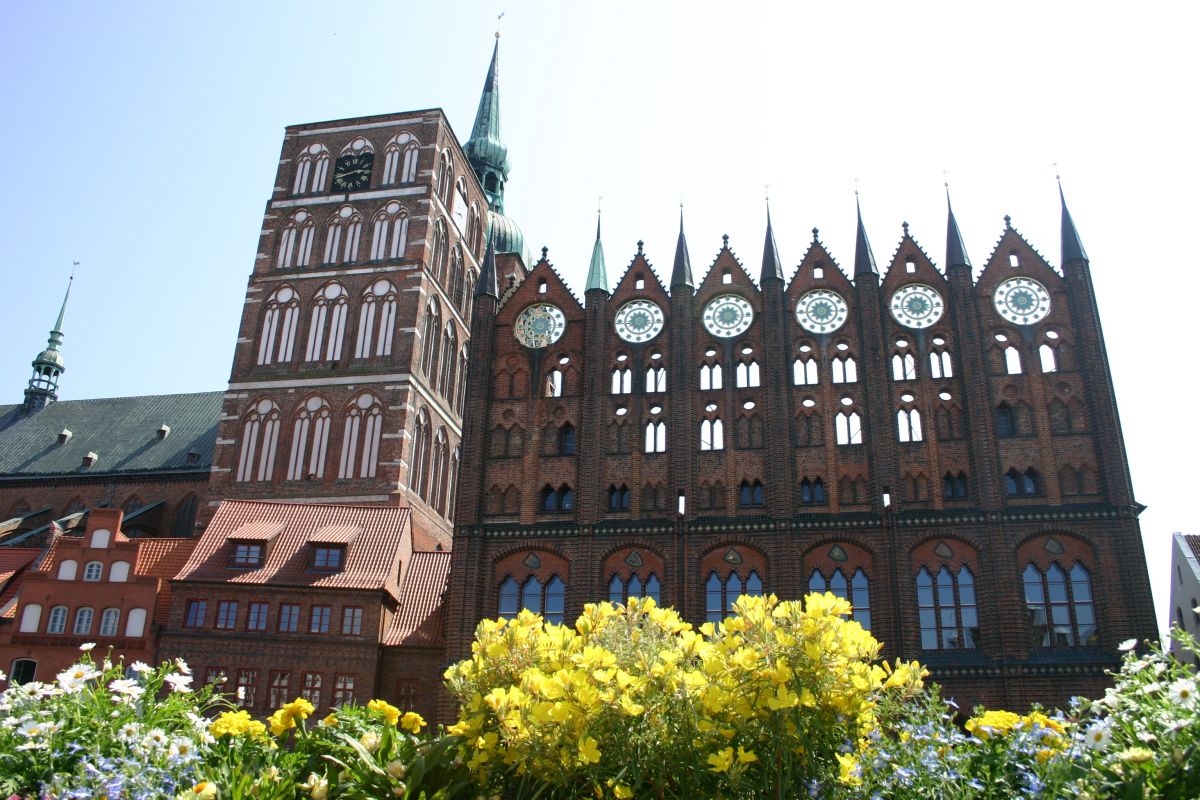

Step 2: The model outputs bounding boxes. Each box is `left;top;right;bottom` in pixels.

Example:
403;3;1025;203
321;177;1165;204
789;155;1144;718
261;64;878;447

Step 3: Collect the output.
176;500;410;602
0;548;42;618
0;392;223;478
384;551;451;647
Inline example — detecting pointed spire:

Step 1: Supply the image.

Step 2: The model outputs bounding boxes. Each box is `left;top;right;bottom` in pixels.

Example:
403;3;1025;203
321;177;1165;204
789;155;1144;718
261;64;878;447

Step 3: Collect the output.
760;204;784;283
670;209;694;289
24;273;72;412
585;212;608;293
464;34;511;214
1059;179;1089;264
475;230;499;299
853;196;878;276
945;188;971;269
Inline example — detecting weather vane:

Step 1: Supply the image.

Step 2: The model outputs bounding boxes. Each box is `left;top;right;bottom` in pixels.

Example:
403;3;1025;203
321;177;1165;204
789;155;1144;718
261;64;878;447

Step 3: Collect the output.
943;169;950;189
854;177;860;197
496;11;504;37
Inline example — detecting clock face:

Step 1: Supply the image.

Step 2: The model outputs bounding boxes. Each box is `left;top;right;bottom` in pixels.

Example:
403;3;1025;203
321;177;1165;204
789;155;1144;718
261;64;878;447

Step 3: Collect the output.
702;294;754;338
332;153;374;191
890;284;945;329
795;289;849;334
514;303;566;349
614;299;665;343
993;277;1051;325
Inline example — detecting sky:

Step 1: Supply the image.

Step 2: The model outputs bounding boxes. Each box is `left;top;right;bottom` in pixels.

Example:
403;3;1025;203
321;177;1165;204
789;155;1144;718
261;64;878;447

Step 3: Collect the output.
1;2;1196;632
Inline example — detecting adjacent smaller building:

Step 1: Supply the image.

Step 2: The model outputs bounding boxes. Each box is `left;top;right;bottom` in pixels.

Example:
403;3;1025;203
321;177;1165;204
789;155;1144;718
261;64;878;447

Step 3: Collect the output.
0;508;195;685
158;500;445;717
1169;533;1200;666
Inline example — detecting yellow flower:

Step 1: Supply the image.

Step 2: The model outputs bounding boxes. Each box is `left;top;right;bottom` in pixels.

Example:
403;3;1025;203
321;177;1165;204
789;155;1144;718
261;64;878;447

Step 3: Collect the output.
176;781;217;800
321;713;338;727
965;709;1022;740
268;709;295;736
368;698;402;726
283;697;315;720
1117;746;1154;764
611;782;633;799
737;746;757;764
837;753;861;786
400;711;425;733
578;735;601;765
707;746;734;773
210;709;265;738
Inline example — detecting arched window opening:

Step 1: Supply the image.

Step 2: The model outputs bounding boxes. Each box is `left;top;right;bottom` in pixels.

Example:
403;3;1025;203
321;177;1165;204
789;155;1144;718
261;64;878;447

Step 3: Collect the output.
323;206;363;265
449;246;465;310
304;283;349;362
1039;344;1058;373
237;399;282;482
421;298;441;377
429;429;450;515
354;279;398;359
109;561;130;582
645;366;666;393
1024;562;1098;647
339;393;384;479
904;472;930;500
435;151;454;207
1004;346;1023;375
124;608;147;638
173;494;198;536
942;471;968;499
611;368;632;395
609;572;661;604
401;142;419;183
558;423;576;455
995;403;1016;437
439;324;458;396
897;408;923;443
545;369;563;398
411;409;431;499
799;477;826;505
607;484;630;512
99;608;120;637
700;363;723;391
644;421;666;453
293;144;329;194
929;350;954;379
47;605;68;634
835;412;862;445
73;607;94;635
793;358;818;386
369;203;409;261
286;396;332;481
430;220;448;285
258;286;301;365
457;345;469;414
917;565;978;650
1004;467;1040;496
809;568;871;629
83;561;103;582
892;353;916;381
539;484;575;513
700;418;724;451
18;603;42;633
706;569;764;622
739;479;764;508
832;356;857;384
735;361;760;388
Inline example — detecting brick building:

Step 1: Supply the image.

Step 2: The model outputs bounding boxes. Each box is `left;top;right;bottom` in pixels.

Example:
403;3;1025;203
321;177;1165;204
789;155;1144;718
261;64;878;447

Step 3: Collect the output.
0;508;195;686
157;499;446;718
1168;533;1200;666
444;187;1158;711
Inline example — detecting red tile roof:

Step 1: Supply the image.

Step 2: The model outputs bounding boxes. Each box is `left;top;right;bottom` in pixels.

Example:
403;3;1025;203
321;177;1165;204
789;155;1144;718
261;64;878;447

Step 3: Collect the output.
136;538;200;624
176;500;411;601
310;524;362;544
384;551;451;647
228;521;285;541
0;548;43;619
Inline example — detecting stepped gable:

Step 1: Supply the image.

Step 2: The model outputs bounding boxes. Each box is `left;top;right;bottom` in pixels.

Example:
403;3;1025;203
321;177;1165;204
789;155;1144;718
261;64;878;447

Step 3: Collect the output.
0;392;222;477
176;500;409;600
383;550;451;647
0;548;41;619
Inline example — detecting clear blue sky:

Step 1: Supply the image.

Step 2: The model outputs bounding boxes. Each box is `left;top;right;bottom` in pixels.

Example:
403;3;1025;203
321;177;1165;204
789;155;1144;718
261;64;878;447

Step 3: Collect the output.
2;1;1196;632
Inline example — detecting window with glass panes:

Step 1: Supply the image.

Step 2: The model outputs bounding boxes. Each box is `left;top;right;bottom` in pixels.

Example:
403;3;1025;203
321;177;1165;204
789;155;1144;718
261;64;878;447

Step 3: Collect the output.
808;568;871;630
705;570;764;623
916;565;978;649
231;542;263;567
278;604;300;632
216;601;238;629
333;674;355;705
497;575;566;624
269;671;290;707
184;600;207;628
1023;562;1097;647
607;573;661;605
312;546;344;571
237;669;258;707
342;607;363;635
247;602;269;631
310;605;332;634
301;672;322;706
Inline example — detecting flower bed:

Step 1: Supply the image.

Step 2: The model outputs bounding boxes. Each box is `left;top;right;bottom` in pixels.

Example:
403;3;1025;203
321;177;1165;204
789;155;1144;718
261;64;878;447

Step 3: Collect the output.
1;594;1196;799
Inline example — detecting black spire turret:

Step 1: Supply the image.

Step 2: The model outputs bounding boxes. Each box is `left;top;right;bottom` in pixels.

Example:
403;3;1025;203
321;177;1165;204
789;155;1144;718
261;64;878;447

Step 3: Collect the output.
1059;181;1089;264
670;210;694;289
475;232;499;299
760;205;785;284
24;275;72;413
853;197;878;276
945;189;971;269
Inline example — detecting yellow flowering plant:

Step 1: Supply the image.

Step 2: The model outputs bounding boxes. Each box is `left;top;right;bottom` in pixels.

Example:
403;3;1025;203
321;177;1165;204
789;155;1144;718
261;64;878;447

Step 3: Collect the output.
444;593;920;799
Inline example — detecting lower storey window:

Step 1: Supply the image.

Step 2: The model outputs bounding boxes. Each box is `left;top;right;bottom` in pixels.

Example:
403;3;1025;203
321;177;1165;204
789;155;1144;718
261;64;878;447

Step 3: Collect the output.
236;669;257;707
607;573;661;605
1024;562;1098;647
333;673;356;705
498;575;566;624
808;568;871;630
301;672;323;707
9;658;37;685
705;571;763;623
269;671;290;708
917;565;979;649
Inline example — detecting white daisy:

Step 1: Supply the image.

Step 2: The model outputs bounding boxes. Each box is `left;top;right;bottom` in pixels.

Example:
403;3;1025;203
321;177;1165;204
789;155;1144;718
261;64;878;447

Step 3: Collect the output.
164;673;193;693
130;661;153;675
1118;638;1138;652
78;642;96;652
118;722;140;741
56;665;100;692
169;737;197;758
109;678;144;698
1083;722;1111;749
143;728;169;749
1169;678;1197;706
174;658;192;676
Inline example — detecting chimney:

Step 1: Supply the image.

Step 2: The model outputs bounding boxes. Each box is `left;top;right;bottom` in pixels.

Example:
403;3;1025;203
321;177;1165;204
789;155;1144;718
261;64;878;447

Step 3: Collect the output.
157;424;171;439
58;429;72;444
82;452;98;468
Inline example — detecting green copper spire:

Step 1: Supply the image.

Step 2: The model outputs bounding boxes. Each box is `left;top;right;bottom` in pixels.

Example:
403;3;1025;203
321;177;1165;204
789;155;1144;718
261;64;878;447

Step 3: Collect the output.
585;213;608;293
24;274;72;412
465;35;511;214
853;195;878;277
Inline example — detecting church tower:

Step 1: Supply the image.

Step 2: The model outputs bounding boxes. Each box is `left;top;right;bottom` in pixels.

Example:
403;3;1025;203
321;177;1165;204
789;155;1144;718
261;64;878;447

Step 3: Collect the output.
22;277;72;413
205;43;511;548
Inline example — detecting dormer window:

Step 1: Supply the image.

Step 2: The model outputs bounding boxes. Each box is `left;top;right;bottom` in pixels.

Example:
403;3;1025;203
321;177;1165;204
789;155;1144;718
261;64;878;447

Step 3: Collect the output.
230;542;264;568
312;546;345;572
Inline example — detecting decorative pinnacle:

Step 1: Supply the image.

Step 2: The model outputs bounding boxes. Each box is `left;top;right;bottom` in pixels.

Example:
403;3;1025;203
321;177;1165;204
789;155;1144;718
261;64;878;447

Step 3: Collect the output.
902;221;910;237
722;234;729;247
1004;214;1012;229
812;227;819;243
637;240;644;254
541;246;548;259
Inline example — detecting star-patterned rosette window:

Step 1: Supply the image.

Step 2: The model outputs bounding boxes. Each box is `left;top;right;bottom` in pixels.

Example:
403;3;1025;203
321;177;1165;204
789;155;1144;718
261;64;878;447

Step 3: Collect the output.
702;294;754;339
795;289;849;334
993;277;1051;326
889;284;945;330
514;303;566;349
614;299;665;343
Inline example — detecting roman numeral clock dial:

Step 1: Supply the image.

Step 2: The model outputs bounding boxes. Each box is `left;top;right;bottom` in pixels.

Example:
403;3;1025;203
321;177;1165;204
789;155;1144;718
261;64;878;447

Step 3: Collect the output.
332;153;374;191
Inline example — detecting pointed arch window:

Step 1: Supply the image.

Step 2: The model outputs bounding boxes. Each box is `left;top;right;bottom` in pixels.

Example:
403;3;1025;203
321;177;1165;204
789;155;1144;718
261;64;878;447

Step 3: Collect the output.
705;570;764;622
1039;344;1058;373
835;411;862;445
429;428;450;515
292;143;329;194
237;399;282;482
338;393;384;479
892;352;917;381
439;324;458;396
735;361;760;388
382;132;420;185
286;396;332;480
1004;467;1041;496
929;349;954;379
646;366;666;393
942;471;968;499
456;344;469;413
611;368;632;395
421;298;441;378
411;408;431;499
323;206;363;265
1004;346;1023;375
799;476;826;505
369;202;409;261
539;484;575;513
897;408;923;442
257;286;301;365
430;220;448;284
735;415;764;448
544;368;563;398
448;246;465;310
1024;562;1098;647
607;484;630;512
700;418;724;451
354;279;398;359
738;479;764;508
808;568;871;629
467;206;483;255
700;363;723;391
276;210;315;270
499;575;566;624
558;423;576;455
794;357;818;386
304;283;349;362
832;355;857;384
917;565;979;650
609;572;661;604
644;421;666;453
435;151;454;207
